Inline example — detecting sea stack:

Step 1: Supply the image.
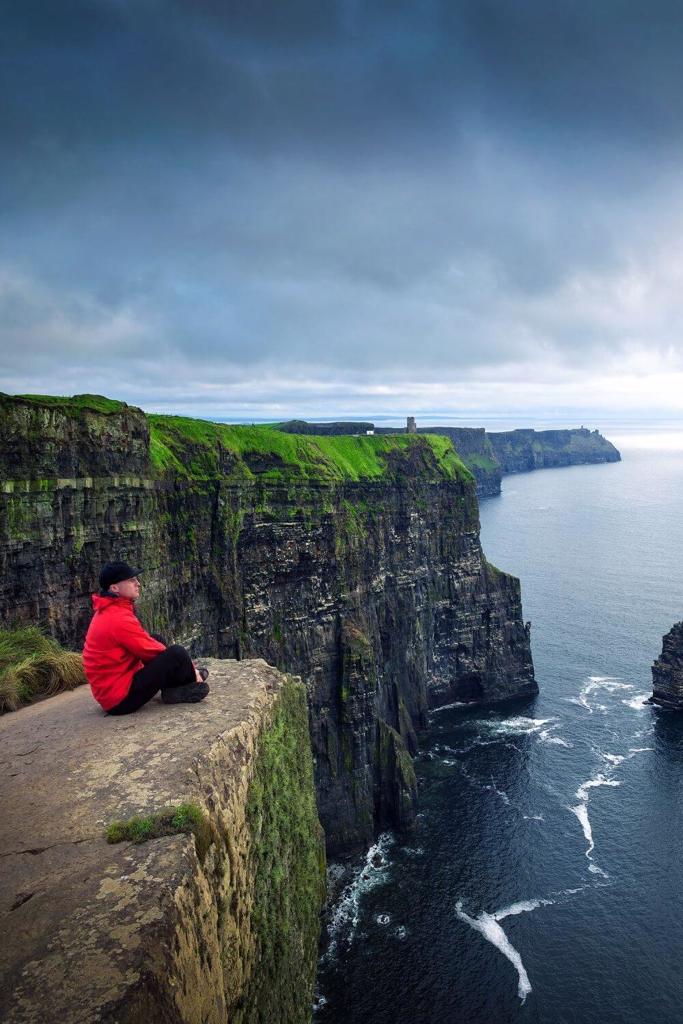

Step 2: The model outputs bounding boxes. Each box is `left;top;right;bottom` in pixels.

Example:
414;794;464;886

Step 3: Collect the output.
651;621;683;708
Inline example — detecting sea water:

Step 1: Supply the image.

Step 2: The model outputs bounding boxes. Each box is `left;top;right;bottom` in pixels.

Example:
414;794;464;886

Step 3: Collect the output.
315;428;683;1024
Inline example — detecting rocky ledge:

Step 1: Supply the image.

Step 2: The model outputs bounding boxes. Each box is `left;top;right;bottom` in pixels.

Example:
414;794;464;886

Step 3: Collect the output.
650;621;683;708
0;660;325;1024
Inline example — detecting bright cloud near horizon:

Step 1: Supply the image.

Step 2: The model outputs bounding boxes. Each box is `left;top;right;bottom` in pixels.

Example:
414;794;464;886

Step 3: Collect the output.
3;1;683;424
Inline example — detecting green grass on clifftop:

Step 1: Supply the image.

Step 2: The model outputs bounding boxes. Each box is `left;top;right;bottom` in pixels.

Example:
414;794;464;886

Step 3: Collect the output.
8;393;131;415
0;627;87;714
148;414;472;484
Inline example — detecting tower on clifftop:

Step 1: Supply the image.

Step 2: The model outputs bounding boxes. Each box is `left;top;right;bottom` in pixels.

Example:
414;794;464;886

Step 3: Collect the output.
406;416;416;433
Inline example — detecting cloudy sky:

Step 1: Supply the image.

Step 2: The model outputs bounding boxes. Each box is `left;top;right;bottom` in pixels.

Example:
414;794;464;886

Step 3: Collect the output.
3;1;683;423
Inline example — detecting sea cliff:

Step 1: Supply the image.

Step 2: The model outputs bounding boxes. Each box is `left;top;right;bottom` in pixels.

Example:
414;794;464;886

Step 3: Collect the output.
419;426;620;497
279;420;621;499
0;393;536;854
651;621;683;708
487;427;621;477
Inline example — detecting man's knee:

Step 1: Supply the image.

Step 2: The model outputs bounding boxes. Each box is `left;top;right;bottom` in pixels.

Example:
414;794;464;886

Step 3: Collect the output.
166;644;192;664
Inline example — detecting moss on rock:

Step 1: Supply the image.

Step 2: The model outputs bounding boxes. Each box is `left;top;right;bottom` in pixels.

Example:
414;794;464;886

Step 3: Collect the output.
105;802;216;862
243;676;326;1024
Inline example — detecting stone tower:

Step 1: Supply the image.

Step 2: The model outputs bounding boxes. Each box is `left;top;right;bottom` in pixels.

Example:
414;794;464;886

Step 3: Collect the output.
406;416;416;434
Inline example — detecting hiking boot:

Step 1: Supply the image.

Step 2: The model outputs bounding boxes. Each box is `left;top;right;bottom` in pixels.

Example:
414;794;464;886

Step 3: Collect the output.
197;666;209;681
161;681;210;704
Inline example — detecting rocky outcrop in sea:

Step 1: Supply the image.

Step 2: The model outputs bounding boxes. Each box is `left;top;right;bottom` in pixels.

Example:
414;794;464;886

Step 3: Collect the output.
651;621;683;708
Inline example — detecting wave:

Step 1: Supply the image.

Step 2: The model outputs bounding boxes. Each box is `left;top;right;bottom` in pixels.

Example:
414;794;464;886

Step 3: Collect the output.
481;715;572;748
539;728;572;748
622;693;651;710
488;715;558;735
597;747;653;769
430;701;469;714
456;902;533;1003
494;898;555;921
576;676;634;713
569;801;596;856
576;775;622;803
322;833;394;961
568;774;622;875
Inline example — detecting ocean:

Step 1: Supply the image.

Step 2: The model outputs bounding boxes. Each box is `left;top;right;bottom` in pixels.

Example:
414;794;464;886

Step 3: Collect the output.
315;429;683;1024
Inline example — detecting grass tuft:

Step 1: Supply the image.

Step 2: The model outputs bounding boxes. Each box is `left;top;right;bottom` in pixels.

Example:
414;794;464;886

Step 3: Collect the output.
105;802;214;862
0;627;87;714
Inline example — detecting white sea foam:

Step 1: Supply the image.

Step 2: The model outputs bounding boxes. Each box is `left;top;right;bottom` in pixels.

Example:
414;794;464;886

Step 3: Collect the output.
430;701;469;714
484;777;511;805
376;913;391;925
539;729;572;747
394;925;407;940
622;693;651;710
570;802;595;854
600;752;626;766
456;902;532;1003
494;898;555;921
523;814;545;821
576;775;622;802
485;716;572;748
568;774;621;875
323;833;394;961
598;747;653;768
489;715;557;735
576;676;634;713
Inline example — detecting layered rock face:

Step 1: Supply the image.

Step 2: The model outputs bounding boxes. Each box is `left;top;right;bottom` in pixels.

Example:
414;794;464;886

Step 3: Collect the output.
0;660;325;1024
416;427;502;498
0;395;537;854
651;621;683;708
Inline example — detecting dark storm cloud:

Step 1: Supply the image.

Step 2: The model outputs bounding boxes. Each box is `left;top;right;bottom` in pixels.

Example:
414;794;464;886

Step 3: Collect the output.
3;1;683;414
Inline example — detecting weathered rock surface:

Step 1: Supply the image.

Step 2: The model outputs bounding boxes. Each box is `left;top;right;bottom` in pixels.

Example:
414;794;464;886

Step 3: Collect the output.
0;395;537;854
0;659;325;1024
651;621;683;708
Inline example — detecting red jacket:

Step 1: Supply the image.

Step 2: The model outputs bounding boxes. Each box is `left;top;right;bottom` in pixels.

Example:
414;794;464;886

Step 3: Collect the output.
83;594;166;711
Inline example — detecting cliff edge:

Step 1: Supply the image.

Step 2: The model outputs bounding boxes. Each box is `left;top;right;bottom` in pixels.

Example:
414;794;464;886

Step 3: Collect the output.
651;621;683;708
0;393;536;853
0;659;325;1024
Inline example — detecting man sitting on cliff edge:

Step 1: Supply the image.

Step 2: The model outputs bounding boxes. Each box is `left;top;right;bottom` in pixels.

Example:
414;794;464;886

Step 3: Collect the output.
83;562;209;715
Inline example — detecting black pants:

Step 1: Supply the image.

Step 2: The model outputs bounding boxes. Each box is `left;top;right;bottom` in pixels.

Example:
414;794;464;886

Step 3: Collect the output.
108;644;196;715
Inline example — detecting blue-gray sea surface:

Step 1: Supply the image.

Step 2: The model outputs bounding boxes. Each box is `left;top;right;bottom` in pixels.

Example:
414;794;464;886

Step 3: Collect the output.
315;429;683;1024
